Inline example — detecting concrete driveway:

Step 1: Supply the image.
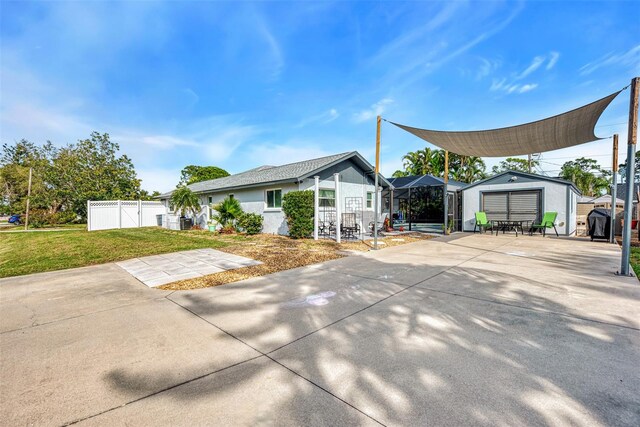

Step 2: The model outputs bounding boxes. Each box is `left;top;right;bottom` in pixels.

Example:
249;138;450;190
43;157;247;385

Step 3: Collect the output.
1;234;639;426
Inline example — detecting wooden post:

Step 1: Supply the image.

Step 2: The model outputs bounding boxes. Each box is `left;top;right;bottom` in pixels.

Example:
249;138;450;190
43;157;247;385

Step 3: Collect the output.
24;167;32;230
528;154;532;173
620;77;639;276
373;115;381;249
611;134;618;243
443;150;449;234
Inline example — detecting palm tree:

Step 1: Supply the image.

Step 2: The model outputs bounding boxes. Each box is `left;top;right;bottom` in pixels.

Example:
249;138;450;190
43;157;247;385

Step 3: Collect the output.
170;186;201;218
211;196;243;227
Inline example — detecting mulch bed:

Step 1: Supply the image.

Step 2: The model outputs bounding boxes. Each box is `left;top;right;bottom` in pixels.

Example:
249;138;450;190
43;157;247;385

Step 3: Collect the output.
158;232;433;291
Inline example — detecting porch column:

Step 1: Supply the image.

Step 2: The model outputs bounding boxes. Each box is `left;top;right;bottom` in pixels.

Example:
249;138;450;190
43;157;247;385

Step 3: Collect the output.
334;173;341;243
390;188;394;220
313;176;320;240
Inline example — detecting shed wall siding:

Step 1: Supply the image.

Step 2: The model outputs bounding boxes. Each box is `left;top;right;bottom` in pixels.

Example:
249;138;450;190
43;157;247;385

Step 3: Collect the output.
463;181;575;235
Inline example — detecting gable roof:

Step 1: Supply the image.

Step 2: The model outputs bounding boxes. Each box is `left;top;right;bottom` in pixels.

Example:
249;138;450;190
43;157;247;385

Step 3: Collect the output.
616;183;640;203
387;174;468;190
461;170;581;194
159;151;391;197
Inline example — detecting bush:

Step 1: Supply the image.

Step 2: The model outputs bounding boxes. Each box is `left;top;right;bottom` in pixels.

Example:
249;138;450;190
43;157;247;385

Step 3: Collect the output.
237;212;263;235
282;190;314;238
211;197;243;228
28;209;54;228
56;210;78;224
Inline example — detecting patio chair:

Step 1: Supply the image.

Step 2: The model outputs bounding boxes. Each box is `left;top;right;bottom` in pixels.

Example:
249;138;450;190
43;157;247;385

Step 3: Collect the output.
530;211;559;237
368;213;388;236
473;211;493;234
341;213;360;239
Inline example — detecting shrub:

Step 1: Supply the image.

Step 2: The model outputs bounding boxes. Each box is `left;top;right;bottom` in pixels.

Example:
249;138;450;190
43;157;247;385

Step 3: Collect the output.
237;212;263;235
219;224;236;234
282;190;314;238
211;197;243;228
28;209;53;228
56;210;78;224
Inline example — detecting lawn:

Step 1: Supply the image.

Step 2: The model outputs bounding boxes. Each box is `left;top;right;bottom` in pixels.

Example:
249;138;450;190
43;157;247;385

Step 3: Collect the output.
0;226;433;284
630;247;640;277
0;227;229;278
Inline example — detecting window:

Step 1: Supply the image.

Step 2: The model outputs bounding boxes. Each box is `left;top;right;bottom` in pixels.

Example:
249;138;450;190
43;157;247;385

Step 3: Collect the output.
208;196;214;217
319;189;335;208
367;192;373;209
229;194;234;200
266;189;282;209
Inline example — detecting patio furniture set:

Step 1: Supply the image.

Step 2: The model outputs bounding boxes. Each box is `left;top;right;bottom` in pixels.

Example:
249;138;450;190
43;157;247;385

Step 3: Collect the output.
473;211;559;237
319;213;390;240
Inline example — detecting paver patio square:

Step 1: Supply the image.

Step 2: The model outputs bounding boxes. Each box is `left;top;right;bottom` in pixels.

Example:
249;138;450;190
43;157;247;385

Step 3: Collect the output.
117;249;261;287
270;286;640;427
0;299;260;426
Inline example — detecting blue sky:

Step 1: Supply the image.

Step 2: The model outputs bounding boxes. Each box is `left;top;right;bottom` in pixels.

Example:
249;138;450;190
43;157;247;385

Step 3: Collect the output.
1;1;639;192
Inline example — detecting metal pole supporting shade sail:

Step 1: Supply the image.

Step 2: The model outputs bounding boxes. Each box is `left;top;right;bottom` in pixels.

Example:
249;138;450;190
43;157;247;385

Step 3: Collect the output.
389;90;622;157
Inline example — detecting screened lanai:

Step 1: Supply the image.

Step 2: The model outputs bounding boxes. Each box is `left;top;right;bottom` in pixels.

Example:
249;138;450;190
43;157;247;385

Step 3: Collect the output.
383;175;467;233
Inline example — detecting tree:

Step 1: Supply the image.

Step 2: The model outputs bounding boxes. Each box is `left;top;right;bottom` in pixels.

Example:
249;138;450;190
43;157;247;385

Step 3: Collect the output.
1;132;144;221
491;157;539;174
49;132;142;219
179;165;230;186
451;156;487;183
618;151;640;183
170;186;201;218
559;157;611;196
396;148;486;183
211;196;243;227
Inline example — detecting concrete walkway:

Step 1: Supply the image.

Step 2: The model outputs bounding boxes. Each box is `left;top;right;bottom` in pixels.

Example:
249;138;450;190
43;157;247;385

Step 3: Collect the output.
1;234;638;426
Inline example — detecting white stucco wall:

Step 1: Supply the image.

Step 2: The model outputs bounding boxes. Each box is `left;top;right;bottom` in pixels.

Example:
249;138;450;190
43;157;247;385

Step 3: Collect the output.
462;181;576;235
201;183;299;234
299;177;378;231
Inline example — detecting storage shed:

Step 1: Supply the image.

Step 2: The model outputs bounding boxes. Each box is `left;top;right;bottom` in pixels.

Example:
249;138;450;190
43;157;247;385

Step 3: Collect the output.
461;171;581;236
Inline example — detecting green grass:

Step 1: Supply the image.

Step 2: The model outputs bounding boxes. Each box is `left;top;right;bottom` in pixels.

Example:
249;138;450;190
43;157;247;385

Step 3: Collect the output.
630;247;640;277
0;227;229;278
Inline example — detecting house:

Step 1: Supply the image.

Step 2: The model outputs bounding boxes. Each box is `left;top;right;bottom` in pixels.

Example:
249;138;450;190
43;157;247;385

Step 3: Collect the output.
158;151;391;235
461;171;581;236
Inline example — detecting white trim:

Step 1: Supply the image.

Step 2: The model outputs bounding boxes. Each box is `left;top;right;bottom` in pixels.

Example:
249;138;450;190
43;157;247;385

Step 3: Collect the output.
265;188;283;209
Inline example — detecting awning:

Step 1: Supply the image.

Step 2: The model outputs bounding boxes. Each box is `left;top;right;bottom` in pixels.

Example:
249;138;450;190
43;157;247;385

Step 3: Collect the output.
390;90;622;157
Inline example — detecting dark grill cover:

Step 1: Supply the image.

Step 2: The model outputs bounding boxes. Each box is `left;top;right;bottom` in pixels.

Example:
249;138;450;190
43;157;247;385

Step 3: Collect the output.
587;208;611;241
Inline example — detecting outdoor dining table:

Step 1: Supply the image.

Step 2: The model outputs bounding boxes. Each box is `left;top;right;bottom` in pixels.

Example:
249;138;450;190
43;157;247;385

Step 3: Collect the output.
491;220;531;237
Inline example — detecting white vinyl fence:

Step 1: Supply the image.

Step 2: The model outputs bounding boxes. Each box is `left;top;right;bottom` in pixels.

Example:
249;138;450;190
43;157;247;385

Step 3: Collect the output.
87;200;167;231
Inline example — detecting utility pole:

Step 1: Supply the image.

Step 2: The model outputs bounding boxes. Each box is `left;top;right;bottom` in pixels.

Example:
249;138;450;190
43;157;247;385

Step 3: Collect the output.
620;77;639;276
528;154;532;173
24;167;32;230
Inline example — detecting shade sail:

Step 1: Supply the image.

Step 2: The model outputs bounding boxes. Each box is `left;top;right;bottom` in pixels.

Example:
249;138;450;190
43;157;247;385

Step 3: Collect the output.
390;90;622;157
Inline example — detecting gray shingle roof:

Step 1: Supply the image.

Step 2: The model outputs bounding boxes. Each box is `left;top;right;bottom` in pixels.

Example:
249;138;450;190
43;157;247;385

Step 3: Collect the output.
160;152;354;197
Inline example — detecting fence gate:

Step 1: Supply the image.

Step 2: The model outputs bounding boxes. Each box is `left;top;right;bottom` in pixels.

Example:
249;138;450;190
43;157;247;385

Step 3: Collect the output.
87;200;167;231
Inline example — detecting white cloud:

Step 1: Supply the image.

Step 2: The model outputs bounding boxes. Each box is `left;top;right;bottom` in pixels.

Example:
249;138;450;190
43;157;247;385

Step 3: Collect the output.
476;58;501;80
518;84;538;93
295;108;339;128
353;98;394;123
517;56;545;79
580;44;640;75
136;167;182;193
246;143;331;167
547;51;560;70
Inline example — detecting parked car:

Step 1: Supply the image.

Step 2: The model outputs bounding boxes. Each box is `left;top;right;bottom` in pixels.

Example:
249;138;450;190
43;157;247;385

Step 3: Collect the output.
8;214;22;225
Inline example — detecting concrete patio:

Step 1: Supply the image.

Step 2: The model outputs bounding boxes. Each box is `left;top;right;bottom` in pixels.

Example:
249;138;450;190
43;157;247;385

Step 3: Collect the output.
116;248;262;287
1;234;638;426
